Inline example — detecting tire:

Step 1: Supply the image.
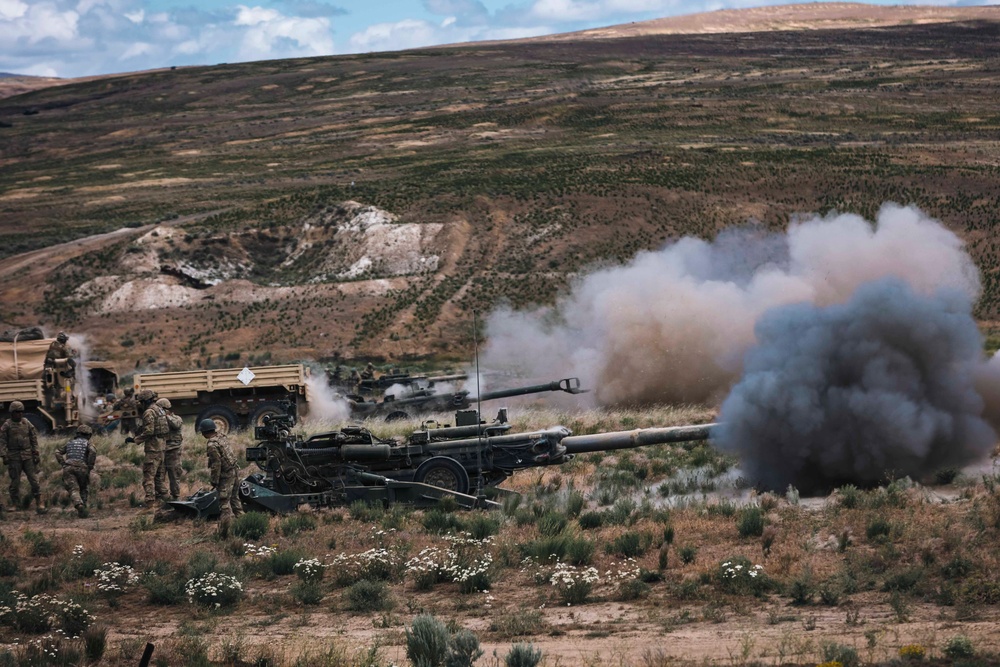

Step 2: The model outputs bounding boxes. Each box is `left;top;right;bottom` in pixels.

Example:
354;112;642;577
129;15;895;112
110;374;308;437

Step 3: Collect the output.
414;457;470;495
195;405;239;435
250;402;287;428
384;410;410;423
24;412;51;435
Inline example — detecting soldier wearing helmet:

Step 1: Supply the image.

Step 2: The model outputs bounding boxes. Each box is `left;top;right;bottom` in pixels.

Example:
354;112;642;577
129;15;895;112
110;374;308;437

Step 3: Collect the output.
199;418;243;537
56;424;97;517
113;387;139;436
45;332;76;374
157;398;185;500
361;362;376;380
135;389;168;506
0;401;45;513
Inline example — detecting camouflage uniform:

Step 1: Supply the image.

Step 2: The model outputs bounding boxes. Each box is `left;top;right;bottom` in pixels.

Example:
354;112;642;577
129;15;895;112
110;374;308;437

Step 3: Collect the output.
45;340;72;366
206;432;243;535
138;402;169;504
164;411;184;499
56;431;97;516
113;393;139;435
0;417;42;509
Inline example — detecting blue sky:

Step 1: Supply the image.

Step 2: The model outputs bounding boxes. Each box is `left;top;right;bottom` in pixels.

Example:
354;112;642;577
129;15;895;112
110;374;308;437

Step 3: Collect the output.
0;0;991;78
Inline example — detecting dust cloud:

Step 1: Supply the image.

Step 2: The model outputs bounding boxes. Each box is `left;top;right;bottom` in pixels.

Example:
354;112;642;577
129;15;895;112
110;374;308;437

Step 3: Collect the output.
714;280;997;493
483;204;980;407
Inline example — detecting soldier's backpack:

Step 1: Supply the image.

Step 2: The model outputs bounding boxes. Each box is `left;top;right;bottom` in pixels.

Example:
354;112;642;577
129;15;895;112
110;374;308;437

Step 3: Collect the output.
219;439;238;469
166;413;183;433
153;406;170;436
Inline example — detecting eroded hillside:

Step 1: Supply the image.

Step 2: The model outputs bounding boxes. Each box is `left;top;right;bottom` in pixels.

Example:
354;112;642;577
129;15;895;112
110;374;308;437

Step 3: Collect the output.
2;15;1000;368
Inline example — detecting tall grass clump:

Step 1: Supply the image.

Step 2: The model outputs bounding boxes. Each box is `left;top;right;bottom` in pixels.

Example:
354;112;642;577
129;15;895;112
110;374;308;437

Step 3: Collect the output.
232;512;270;541
736;506;766;538
505;643;543;667
346;580;394;612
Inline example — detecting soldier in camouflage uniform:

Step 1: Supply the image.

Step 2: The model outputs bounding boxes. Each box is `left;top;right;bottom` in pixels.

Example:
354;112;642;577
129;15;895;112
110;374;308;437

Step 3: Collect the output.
157;398;184;500
135;389;169;505
200;419;243;537
0;401;46;513
113;388;139;436
56;424;97;517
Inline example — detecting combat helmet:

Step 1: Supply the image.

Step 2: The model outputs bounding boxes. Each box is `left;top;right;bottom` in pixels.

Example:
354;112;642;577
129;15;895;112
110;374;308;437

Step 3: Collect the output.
76;424;93;437
199;419;217;434
156;398;171;409
9;401;24;412
124;387;134;397
56;332;68;343
136;389;155;403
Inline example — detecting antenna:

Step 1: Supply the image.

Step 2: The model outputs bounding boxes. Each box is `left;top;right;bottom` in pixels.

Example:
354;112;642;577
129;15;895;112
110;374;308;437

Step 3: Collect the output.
473;309;484;499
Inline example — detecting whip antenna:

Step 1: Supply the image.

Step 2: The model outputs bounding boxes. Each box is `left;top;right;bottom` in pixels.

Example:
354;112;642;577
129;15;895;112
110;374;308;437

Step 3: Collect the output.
474;310;484;499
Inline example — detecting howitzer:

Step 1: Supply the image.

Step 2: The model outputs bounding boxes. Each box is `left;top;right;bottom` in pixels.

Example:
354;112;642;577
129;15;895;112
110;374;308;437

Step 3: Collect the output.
347;377;586;421
168;408;716;517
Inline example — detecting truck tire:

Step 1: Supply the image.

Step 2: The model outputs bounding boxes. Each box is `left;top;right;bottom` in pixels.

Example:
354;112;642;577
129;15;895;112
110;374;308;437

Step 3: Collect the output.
196;405;239;435
251;402;287;428
384;410;409;423
24;412;50;435
414;457;470;495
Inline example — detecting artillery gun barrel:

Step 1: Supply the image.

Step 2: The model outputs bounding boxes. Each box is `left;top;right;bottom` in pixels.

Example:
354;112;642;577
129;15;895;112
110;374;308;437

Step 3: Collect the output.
479;377;585;402
427;374;469;383
422;427;572;451
561;423;716;454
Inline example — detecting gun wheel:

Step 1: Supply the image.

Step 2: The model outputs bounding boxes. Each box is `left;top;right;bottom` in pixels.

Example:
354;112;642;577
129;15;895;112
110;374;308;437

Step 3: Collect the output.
414;456;470;495
384;410;409;422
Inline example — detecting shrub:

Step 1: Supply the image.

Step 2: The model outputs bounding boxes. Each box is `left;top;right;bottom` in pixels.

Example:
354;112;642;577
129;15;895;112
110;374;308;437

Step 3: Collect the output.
423;509;464;534
717;557;768;596
550;562;599;605
349;500;385;523
0;556;17;578
898;644;926;661
866;517;892;541
329;548;402;585
505;643;543;667
678;545;698;564
185;572;243;608
883;568;923;593
618;579;651;601
406;614;451;667
788;575;814;605
577;511;604;530
465;514;501;540
144;572;187;606
736;507;765;538
537;512;567;536
943;636;975;660
269;549;306;577
346;580;394;612
187;551;218;580
23;531;57;557
606;531;650;558
291;580;324;606
837;484;861;509
821;642;860;667
84;624;108;663
565;491;585;518
280;514;317;537
294;558;325;583
232;512;270;541
448;628;484;667
93;562;140;605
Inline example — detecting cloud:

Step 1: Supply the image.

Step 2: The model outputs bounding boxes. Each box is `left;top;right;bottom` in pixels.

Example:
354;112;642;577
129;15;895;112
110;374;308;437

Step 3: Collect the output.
0;0;338;77
280;0;347;19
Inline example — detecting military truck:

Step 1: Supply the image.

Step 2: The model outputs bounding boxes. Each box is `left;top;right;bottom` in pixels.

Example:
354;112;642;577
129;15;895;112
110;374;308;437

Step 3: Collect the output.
0;330;118;432
134;364;310;434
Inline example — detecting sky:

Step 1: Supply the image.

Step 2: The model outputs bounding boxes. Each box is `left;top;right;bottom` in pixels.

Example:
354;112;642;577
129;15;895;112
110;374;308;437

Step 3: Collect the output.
0;0;995;78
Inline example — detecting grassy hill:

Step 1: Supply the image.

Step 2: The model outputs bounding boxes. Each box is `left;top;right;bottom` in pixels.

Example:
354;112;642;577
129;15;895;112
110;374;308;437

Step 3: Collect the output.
1;12;1000;369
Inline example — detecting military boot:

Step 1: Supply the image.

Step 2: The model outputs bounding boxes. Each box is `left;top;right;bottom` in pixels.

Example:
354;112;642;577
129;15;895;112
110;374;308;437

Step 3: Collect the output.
34;495;47;515
75;504;88;518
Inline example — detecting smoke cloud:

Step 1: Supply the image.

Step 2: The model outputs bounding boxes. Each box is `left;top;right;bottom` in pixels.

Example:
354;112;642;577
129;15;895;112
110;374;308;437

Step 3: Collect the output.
714;279;996;493
303;374;352;423
483;204;980;407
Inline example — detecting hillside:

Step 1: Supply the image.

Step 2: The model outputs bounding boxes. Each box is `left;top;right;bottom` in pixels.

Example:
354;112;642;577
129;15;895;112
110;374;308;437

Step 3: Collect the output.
1;9;1000;371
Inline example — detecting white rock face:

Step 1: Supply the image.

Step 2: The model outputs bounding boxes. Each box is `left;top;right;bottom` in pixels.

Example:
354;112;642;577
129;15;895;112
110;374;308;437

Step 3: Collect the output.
102;280;196;312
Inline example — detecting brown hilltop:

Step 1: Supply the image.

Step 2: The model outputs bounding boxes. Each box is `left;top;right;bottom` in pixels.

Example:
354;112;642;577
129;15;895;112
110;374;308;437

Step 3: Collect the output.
2;6;1000;371
523;2;1000;41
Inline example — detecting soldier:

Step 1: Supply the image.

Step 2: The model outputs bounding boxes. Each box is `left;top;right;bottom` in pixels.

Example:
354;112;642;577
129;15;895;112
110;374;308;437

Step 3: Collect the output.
0;401;45;513
45;332;76;374
135;389;169;505
360;362;376;380
113;388;139;436
56;424;97;517
200;419;243;537
157;398;184;500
